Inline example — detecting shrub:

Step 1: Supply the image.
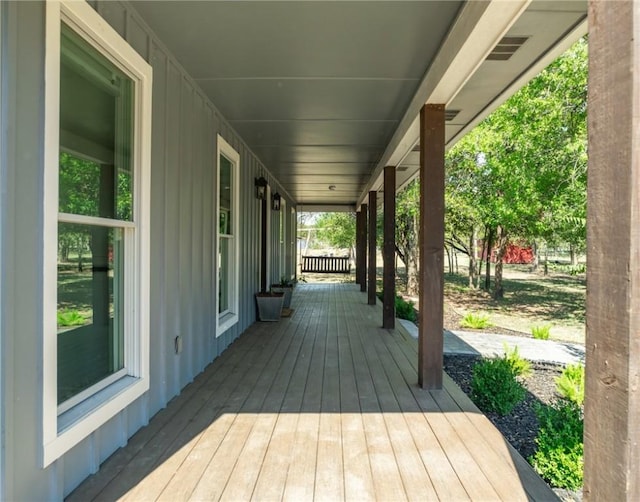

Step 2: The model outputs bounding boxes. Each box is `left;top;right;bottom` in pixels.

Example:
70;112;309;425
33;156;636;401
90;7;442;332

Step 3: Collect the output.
502;343;532;378
471;357;526;415
395;295;416;322
531;325;551;340
530;401;584;490
57;309;86;327
460;312;493;329
555;363;585;406
376;290;417;322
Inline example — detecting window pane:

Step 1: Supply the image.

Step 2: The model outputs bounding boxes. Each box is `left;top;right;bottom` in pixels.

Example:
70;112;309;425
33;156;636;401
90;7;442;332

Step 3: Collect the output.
219;155;232;235
57;223;124;404
59;24;133;221
219;237;230;314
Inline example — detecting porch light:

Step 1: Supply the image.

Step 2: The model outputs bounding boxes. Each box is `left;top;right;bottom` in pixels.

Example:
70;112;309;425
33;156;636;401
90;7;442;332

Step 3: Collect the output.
272;192;281;211
255;176;268;200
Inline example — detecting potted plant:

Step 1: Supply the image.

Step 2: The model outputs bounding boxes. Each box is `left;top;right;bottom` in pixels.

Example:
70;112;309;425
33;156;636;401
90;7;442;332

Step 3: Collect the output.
255;291;284;321
270;276;296;309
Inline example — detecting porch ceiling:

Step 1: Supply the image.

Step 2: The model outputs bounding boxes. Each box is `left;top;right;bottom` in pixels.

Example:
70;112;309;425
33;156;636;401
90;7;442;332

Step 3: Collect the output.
131;0;586;208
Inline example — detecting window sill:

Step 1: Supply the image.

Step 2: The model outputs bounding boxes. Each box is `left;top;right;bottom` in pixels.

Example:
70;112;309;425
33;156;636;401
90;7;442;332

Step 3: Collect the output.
217;312;238;337
43;375;148;467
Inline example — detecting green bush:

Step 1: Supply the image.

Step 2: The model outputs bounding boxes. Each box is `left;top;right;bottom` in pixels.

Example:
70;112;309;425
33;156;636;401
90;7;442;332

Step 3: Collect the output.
530;401;584;490
555;363;585;406
460;312;493;329
57;309;86;327
471;357;526;415
531;325;551;340
503;343;532;378
395;295;416;322
376;290;417;322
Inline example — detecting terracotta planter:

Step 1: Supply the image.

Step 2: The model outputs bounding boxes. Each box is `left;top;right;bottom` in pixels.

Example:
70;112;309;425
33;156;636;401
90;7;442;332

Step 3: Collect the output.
255;292;284;321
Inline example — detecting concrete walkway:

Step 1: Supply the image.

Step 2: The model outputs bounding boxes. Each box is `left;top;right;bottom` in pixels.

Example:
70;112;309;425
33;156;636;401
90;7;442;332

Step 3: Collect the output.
399;319;585;366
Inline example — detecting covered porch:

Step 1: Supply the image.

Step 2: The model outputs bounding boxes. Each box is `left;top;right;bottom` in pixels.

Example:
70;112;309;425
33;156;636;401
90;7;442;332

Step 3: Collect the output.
69;283;554;501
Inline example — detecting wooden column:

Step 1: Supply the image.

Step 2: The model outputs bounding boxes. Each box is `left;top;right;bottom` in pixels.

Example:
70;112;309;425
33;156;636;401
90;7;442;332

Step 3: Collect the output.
584;1;640;499
383;166;396;328
367;191;377;305
355;208;366;287
358;204;368;292
418;104;445;390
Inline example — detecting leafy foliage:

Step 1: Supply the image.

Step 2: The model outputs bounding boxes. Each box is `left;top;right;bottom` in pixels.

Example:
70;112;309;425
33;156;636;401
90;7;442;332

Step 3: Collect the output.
57;309;87;327
376;290;417;322
531;324;551;340
445;38;588;295
315;212;356;250
395;181;421;295
555;363;585;406
471;357;526;415
460;312;493;329
502;343;532;378
530;401;584;490
395;295;416;322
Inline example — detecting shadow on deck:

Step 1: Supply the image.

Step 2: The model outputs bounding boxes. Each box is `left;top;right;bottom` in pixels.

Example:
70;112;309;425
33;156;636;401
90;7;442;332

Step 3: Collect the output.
68;283;556;501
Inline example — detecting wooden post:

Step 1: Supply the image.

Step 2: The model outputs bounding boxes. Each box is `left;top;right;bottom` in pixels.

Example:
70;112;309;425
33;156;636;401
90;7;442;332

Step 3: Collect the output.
359;204;368;292
383;166;396;329
355;208;366;287
418;104;445;390
584;1;640;499
367;191;377;305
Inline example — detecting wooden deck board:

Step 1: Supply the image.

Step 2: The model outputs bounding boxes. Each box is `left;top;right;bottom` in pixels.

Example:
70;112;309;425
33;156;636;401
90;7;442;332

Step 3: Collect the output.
68;283;557;502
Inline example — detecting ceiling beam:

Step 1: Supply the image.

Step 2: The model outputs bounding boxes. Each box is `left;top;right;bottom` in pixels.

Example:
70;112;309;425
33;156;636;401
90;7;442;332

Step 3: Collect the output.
296;204;356;213
357;0;531;207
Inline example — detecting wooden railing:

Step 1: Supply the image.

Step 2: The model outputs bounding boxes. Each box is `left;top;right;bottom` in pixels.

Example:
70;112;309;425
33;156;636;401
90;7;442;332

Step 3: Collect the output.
301;256;351;274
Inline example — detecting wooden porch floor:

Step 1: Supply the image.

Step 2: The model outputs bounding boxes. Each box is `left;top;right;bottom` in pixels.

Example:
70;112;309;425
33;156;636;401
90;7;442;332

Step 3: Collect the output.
68;283;556;501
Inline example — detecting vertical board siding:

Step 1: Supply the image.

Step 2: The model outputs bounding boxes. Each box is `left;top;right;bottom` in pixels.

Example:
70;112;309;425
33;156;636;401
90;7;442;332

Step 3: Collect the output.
165;60;182;400
2;0;296;499
178;78;194;389
5;2;52;498
149;41;168;411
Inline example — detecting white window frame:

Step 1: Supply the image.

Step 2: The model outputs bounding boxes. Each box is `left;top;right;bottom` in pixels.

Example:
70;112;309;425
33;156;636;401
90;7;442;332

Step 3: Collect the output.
216;135;240;335
42;0;152;467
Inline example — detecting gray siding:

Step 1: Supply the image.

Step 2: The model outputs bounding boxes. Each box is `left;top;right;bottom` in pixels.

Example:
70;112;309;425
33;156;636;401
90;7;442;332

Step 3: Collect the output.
1;1;295;499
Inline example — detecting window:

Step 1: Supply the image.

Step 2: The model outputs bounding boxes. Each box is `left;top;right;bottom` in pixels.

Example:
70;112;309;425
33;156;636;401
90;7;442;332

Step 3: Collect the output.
216;136;240;334
42;1;151;466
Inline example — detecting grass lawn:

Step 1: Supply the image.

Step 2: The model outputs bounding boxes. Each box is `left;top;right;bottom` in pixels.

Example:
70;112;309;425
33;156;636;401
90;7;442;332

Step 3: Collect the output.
399;263;585;345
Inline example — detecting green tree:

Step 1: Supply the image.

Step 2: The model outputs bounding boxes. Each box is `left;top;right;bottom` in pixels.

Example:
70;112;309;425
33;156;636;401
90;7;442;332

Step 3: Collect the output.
396;181;420;295
315;212;356;256
445;37;588;298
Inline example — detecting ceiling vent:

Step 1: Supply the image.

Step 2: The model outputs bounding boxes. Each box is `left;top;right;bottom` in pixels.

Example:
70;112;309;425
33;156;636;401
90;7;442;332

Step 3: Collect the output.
486;36;529;61
445;109;460;121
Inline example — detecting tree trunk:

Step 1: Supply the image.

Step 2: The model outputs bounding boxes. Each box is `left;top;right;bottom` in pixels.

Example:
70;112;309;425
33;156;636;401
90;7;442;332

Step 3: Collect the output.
484;226;494;291
445;246;452;274
544;249;549;275
531;240;539;272
493;226;508;299
406;254;419;296
469;228;478;288
570;244;579;266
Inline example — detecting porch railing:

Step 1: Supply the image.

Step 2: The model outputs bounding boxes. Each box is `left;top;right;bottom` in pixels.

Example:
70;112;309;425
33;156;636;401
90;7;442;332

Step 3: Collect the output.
301;255;351;274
